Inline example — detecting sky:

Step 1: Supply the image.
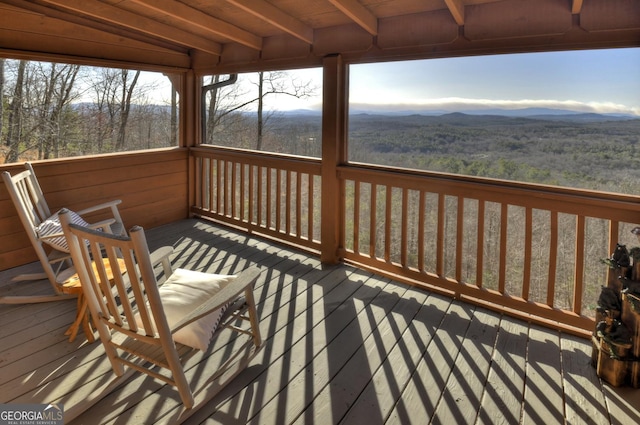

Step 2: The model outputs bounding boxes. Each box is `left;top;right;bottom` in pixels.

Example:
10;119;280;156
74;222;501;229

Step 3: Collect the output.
256;48;640;116
347;47;640;116
145;47;639;116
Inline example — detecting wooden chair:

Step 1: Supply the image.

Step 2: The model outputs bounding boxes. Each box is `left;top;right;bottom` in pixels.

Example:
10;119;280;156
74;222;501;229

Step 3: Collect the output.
59;209;262;422
1;162;124;304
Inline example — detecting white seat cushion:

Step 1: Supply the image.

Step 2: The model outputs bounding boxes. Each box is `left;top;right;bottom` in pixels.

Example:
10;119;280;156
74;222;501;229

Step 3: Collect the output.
145;268;236;350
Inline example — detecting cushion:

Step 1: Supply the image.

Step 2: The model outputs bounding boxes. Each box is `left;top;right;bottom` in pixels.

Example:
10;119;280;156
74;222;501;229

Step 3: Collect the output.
138;268;236;350
36;210;90;252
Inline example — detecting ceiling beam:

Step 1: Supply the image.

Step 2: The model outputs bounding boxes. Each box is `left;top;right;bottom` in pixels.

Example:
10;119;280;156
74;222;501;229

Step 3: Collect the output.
328;0;378;36
225;0;314;44
128;0;262;50
0;0;183;52
444;0;465;26
34;0;223;55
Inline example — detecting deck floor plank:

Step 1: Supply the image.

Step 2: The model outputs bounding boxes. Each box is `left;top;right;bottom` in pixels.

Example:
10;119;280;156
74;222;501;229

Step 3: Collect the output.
430;307;502;425
0;218;638;424
335;290;450;425
522;325;565;425
561;333;610;424
384;300;477;424
476;315;529;424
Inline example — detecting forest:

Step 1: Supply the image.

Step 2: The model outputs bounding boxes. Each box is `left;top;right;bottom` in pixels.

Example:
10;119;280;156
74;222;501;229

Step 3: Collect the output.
247;111;640;195
0;59;179;163
348;112;640;195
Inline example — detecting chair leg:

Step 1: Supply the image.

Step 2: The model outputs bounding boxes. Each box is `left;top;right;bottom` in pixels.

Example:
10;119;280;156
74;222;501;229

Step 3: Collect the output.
66;293;94;342
244;289;262;348
65;294;83;342
81;301;96;343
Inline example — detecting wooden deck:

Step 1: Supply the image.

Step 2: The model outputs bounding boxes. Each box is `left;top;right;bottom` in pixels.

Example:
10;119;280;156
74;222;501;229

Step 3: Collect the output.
1;218;639;424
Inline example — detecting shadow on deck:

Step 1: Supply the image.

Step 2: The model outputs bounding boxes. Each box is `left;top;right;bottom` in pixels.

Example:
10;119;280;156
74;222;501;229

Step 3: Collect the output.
1;219;639;424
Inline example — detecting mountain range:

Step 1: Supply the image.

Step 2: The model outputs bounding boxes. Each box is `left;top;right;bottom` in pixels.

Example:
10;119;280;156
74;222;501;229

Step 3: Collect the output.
285;107;638;123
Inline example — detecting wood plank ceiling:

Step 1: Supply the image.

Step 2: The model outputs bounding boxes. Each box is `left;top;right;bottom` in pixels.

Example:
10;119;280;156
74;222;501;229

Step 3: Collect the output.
0;0;638;73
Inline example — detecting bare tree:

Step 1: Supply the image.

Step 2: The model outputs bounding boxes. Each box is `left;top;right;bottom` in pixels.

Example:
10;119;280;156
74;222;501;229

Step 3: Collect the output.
254;71;316;150
35;62;80;159
4;60;26;163
85;68;144;152
205;74;254;146
205;71;317;151
116;69;140;150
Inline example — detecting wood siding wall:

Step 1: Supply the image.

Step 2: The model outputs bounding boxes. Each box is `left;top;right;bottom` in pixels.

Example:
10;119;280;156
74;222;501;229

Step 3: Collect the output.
0;148;189;271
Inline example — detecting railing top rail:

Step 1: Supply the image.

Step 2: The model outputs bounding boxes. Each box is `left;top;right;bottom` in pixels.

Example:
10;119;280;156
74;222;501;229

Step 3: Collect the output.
191;146;322;172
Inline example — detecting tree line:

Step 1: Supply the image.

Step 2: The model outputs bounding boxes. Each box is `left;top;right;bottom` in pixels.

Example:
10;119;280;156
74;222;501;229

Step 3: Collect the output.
0;60;317;164
0;59;181;164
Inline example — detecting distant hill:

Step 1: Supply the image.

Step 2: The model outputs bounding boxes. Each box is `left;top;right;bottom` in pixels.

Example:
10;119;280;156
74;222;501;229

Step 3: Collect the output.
283;108;637;123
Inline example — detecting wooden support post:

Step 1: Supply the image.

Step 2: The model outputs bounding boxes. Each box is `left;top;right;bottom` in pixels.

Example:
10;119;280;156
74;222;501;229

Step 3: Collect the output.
182;70;200;217
320;54;348;264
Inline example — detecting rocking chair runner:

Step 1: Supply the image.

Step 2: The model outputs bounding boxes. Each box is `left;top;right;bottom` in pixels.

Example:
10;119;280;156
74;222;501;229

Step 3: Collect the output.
1;162;124;304
59;209;262;420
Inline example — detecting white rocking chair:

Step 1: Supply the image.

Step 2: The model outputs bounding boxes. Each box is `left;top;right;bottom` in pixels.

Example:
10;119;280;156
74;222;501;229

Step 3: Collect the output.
1;162;124;304
59;209;262;423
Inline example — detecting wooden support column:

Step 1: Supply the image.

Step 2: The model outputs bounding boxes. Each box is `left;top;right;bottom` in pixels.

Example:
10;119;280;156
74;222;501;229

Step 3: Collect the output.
180;69;199;148
180;70;200;217
321;54;348;264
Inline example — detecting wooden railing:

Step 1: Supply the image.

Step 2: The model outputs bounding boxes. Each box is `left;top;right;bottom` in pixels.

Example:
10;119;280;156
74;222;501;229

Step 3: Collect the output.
190;147;640;336
339;164;640;335
191;147;322;252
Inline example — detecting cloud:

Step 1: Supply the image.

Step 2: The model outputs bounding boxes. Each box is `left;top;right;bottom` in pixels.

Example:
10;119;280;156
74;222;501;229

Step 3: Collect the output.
350;97;640;116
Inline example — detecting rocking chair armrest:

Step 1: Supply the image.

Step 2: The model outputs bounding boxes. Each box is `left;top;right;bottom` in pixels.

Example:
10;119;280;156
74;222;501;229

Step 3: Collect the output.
76;199;122;216
38;218;115;240
87;218;116;232
170;266;261;335
150;246;173;278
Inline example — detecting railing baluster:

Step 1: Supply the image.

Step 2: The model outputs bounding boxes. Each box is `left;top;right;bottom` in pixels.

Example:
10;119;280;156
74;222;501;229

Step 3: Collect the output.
370;184;377;259
276;169;282;233
286;170;292;235
257;166;263;227
354;180;360;254
523;207;533;301
498;203;508;294
266;168;272;230
609;220;619;258
401;187;408;267
216;159;223;215
456;196;464;282
240;162;246;222
437;193;445;277
194;157;202;209
309;175;315;242
476;199;485;288
231;161;237;219
574;215;586;315
296;171;302;238
384;186;392;263
418;190;426;273
547;211;558;308
249;164;255;225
